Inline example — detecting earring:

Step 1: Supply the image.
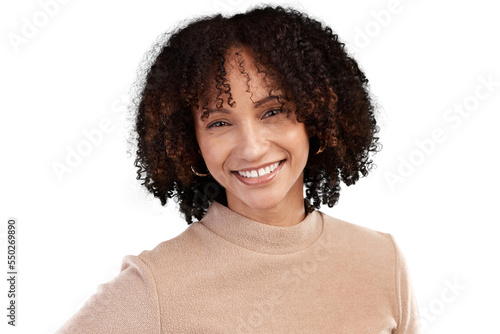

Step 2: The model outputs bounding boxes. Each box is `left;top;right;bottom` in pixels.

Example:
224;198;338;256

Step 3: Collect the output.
315;141;327;155
191;165;210;177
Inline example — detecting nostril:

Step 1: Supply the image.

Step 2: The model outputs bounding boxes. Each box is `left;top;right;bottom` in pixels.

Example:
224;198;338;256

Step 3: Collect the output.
235;132;268;159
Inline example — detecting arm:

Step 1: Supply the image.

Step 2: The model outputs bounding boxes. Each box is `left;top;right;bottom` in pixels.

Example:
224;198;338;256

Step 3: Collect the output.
55;254;161;333
390;235;421;334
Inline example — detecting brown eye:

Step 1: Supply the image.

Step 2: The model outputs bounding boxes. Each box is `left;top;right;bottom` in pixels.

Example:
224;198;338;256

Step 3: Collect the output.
207;121;229;128
263;109;282;118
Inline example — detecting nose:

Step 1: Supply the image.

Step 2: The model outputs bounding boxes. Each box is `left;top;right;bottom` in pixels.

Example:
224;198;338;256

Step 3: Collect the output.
235;121;269;162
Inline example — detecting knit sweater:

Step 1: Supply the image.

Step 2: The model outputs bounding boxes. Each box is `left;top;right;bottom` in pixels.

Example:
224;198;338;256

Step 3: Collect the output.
56;201;420;333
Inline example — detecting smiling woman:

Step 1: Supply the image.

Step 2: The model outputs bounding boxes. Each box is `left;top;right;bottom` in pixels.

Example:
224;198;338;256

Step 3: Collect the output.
56;5;420;333
193;47;310;226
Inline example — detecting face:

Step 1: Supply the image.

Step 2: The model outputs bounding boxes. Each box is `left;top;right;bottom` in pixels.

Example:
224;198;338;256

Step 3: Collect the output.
193;49;310;217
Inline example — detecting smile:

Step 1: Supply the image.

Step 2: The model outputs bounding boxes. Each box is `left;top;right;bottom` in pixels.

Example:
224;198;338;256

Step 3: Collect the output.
237;161;281;178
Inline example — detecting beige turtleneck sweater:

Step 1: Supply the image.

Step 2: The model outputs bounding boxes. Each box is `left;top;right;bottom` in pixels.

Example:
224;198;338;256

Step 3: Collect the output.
56;201;420;333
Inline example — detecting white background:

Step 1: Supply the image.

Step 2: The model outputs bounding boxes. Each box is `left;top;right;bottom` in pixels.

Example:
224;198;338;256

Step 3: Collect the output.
1;0;499;333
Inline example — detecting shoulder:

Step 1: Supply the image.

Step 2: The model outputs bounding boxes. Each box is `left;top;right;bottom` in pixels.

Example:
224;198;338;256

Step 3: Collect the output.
318;211;399;265
318;212;420;331
319;211;396;247
131;222;209;275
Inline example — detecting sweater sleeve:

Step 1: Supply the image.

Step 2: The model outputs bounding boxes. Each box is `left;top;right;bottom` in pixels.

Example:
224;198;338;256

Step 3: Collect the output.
390;235;421;334
55;254;161;334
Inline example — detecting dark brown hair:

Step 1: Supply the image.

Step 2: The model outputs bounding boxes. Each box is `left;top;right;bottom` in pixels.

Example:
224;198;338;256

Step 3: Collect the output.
131;5;381;224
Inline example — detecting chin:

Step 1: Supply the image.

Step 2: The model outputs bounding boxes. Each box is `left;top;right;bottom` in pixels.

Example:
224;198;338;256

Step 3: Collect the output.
233;190;288;212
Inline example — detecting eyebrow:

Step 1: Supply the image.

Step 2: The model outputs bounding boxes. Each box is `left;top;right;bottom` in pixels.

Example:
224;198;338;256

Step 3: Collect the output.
201;95;286;119
199;107;229;121
253;95;285;108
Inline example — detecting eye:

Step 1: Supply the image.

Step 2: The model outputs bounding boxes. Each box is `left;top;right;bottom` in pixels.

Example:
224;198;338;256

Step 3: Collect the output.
207;120;229;128
263;108;282;119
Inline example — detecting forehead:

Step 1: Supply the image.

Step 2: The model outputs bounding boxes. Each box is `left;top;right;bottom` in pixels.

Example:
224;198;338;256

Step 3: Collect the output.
198;47;285;109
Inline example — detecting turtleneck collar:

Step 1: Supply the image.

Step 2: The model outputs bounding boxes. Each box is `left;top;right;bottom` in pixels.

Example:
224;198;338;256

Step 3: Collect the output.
199;201;324;254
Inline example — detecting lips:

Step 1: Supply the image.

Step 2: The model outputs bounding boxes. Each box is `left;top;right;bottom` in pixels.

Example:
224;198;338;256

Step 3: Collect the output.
237;161;281;178
233;160;284;186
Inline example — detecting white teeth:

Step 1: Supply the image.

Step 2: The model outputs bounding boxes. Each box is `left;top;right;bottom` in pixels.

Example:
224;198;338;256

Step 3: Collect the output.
237;161;281;178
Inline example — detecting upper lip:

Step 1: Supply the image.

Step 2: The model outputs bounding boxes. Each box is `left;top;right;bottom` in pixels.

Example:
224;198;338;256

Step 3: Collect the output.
233;160;283;172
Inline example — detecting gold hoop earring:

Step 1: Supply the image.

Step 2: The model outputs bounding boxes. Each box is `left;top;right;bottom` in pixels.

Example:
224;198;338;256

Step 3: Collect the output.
315;141;327;155
191;165;210;177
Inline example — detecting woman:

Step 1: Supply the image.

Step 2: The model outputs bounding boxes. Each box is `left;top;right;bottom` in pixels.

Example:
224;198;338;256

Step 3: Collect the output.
57;6;420;333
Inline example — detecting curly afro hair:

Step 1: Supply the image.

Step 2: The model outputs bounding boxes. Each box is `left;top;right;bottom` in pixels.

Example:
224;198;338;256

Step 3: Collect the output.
131;5;381;224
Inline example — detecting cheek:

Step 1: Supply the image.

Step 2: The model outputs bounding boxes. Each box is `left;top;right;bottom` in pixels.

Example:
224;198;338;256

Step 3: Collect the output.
198;136;229;172
286;124;310;158
194;124;216;164
201;145;218;167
